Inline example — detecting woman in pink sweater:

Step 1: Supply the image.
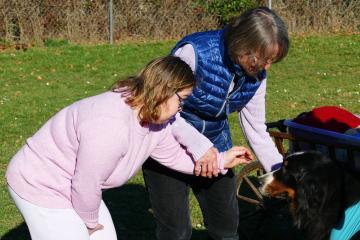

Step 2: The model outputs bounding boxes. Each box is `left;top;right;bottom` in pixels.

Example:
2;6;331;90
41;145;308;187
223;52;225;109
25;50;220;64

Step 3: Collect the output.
6;56;253;240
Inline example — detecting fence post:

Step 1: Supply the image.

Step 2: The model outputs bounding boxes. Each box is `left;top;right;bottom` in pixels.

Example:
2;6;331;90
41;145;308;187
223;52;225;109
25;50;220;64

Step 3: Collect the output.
268;0;272;9
109;0;113;44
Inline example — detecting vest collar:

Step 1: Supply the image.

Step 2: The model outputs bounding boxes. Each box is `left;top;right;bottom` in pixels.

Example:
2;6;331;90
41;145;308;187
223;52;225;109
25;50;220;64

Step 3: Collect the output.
219;28;239;76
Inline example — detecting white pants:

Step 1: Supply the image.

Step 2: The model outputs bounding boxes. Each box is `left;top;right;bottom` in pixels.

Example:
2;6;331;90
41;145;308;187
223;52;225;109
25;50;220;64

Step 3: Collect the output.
8;186;117;240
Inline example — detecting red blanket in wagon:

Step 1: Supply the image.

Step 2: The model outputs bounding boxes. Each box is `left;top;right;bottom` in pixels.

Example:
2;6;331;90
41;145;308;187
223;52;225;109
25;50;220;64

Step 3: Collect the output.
293;106;360;137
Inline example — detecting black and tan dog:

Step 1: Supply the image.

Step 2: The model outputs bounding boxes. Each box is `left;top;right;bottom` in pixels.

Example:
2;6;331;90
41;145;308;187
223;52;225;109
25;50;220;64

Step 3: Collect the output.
260;151;360;240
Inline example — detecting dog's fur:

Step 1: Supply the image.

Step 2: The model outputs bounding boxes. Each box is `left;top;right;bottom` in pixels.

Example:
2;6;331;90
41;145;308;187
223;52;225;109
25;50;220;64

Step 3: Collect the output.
260;151;360;240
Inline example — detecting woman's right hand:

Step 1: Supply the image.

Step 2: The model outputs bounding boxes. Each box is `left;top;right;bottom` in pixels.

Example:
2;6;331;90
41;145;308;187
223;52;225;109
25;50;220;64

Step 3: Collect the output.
223;146;253;169
194;147;219;178
88;224;104;235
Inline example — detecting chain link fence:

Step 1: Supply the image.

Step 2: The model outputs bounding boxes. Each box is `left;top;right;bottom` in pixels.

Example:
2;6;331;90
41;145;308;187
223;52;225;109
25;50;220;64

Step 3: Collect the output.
0;0;359;46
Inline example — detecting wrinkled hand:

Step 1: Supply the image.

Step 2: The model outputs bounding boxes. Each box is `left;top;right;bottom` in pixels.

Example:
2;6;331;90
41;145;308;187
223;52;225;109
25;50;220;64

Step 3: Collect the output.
194;147;219;178
224;146;253;169
88;224;104;235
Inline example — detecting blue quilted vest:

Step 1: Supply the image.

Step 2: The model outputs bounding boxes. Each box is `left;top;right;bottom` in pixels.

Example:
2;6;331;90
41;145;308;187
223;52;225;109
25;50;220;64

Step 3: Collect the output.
171;29;264;151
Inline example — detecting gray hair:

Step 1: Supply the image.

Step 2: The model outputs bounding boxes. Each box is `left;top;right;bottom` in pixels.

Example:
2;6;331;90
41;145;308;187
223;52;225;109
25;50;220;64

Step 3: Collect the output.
225;7;289;63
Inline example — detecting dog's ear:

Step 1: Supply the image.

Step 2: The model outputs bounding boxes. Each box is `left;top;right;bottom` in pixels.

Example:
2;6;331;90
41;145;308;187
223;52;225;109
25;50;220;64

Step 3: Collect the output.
296;176;328;240
295;167;343;240
296;176;324;216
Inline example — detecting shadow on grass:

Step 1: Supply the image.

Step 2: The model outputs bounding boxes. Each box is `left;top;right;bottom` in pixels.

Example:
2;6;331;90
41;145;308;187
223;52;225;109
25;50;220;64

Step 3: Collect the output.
237;175;300;240
3;180;360;240
1;183;207;240
1;223;30;240
238;198;300;240
102;183;209;240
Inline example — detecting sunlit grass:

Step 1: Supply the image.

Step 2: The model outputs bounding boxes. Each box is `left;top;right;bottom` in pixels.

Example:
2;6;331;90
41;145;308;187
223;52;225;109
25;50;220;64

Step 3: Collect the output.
1;34;359;239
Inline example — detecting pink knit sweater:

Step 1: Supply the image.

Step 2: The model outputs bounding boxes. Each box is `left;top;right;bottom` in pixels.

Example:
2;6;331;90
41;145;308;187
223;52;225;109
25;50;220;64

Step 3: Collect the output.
6;91;224;228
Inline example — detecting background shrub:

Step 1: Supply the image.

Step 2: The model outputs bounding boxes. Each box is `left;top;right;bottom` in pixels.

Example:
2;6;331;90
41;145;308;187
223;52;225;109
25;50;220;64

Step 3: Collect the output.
196;0;257;26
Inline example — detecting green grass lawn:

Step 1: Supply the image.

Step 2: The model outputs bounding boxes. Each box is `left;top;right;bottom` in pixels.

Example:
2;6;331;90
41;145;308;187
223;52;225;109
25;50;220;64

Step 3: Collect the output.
1;34;359;239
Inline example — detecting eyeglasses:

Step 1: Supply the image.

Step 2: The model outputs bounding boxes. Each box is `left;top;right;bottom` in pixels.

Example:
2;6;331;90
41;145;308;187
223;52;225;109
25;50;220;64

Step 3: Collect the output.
175;92;185;109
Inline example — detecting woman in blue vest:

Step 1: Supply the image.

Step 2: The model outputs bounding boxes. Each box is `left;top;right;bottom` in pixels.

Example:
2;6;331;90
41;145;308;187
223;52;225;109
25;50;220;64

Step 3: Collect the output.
143;7;290;240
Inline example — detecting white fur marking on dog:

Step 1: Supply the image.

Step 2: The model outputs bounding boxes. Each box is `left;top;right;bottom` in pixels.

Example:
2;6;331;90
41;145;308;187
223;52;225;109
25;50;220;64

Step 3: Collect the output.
286;151;307;159
259;171;275;195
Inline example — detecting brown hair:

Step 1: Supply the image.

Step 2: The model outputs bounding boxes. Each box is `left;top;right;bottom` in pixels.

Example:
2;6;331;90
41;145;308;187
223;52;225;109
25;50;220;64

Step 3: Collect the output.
225;7;289;63
112;56;195;123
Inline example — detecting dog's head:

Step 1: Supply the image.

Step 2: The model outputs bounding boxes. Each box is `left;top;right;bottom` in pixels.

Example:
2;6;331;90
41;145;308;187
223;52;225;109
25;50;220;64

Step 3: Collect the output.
260;151;344;240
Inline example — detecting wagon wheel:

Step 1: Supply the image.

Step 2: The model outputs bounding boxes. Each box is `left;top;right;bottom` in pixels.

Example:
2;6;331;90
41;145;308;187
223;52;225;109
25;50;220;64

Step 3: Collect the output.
236;160;265;207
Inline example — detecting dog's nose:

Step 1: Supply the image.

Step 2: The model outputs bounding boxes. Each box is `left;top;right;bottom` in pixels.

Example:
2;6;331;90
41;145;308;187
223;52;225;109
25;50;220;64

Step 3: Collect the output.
258;172;274;196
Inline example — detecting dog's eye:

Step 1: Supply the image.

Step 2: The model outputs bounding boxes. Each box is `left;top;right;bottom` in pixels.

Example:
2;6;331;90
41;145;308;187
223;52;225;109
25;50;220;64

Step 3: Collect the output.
280;170;297;188
281;167;288;176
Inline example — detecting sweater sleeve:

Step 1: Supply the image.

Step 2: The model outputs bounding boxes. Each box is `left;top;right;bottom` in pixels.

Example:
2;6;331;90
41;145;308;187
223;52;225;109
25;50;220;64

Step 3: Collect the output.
150;124;226;175
170;113;213;161
172;45;214;160
71;117;127;228
238;79;283;172
173;44;196;72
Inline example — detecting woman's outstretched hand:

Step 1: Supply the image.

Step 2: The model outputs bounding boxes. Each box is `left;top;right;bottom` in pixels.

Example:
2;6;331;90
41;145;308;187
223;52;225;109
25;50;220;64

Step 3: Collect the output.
224;146;253;169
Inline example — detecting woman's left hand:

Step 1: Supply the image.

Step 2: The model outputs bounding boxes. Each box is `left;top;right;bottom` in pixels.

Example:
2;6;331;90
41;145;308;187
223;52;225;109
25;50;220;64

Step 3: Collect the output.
223;146;253;169
88;224;104;235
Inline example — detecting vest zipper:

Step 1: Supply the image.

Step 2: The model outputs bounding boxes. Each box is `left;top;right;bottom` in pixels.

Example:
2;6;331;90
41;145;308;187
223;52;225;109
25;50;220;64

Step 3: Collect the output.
228;75;245;98
215;73;248;117
215;73;235;118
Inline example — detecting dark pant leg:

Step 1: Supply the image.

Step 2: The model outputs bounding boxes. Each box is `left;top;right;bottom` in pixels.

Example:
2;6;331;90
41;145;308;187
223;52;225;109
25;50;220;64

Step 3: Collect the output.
143;158;193;240
192;170;239;240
